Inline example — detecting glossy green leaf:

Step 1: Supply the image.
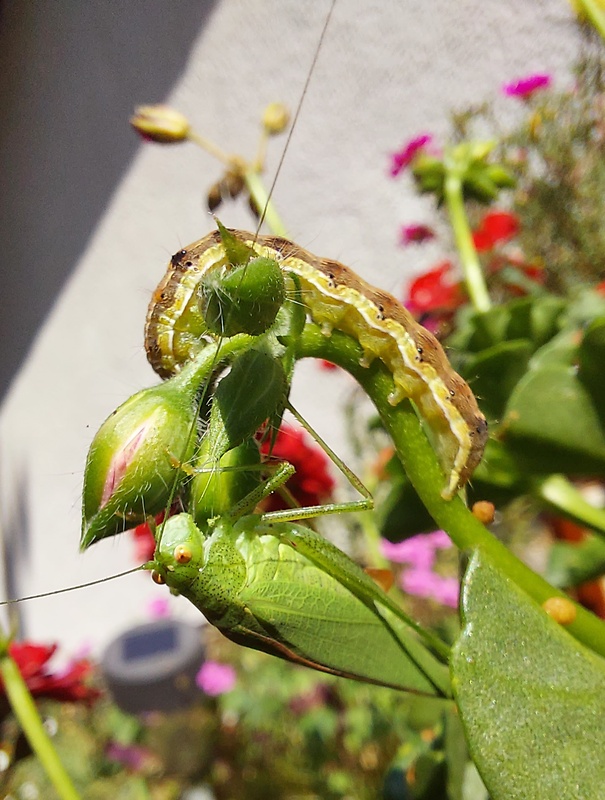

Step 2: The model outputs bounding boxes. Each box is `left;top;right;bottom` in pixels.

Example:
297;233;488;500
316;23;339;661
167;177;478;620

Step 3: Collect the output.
502;364;605;475
452;550;605;800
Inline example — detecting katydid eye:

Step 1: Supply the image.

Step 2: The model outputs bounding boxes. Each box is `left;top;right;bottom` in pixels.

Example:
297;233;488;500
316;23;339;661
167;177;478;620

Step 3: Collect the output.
174;544;192;564
151;570;166;585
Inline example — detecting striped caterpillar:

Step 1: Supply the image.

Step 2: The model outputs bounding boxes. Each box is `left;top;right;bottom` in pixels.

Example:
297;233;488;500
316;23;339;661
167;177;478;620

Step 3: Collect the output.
145;229;487;499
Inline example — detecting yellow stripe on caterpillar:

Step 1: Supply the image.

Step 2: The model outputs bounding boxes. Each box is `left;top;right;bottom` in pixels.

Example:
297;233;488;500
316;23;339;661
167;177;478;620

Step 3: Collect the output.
145;229;488;499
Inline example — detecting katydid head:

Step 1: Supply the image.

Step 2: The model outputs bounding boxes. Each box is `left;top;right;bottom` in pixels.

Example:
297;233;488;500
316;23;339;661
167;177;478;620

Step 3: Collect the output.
151;513;205;591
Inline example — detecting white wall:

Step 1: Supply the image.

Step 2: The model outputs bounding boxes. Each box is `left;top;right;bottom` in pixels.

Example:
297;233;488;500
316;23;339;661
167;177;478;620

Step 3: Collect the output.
0;0;582;656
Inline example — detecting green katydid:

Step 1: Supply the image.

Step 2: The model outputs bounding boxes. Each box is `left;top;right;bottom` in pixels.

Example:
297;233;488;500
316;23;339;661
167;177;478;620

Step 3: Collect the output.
148;402;451;698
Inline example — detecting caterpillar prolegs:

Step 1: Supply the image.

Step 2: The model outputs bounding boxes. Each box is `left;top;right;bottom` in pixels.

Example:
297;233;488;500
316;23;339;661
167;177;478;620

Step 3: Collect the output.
145;230;488;499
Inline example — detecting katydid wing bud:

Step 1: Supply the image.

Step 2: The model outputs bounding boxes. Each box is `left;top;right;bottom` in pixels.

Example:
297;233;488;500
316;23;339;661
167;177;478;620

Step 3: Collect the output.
199;256;286;337
130;105;190;144
81;350;219;549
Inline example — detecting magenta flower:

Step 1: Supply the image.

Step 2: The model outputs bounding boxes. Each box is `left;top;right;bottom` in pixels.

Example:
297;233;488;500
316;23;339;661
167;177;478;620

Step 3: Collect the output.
389;134;432;177
382;531;458;607
400;224;436;246
196;660;237;696
401;569;459;608
147;596;171;619
502;73;552;98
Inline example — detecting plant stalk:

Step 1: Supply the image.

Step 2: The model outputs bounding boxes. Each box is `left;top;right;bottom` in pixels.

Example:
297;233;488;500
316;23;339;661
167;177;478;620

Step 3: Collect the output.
0;648;81;800
444;174;491;313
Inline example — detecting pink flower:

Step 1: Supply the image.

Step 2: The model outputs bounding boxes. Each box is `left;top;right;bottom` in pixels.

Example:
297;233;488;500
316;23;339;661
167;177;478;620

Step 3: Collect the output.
400;569;459;608
400;224;436;246
147;597;171;619
196;661;236;696
389;134;432;177
381;535;436;570
502;73;551;98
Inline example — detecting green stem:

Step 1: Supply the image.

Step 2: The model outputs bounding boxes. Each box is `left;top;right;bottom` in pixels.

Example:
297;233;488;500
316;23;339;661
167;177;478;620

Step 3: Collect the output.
297;324;605;658
243;170;289;237
576;0;605;40
0;650;81;800
444;173;491;313
534;473;605;537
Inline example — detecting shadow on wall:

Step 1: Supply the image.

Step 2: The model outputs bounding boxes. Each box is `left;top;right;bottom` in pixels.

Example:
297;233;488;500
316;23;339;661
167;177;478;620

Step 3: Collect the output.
0;0;217;400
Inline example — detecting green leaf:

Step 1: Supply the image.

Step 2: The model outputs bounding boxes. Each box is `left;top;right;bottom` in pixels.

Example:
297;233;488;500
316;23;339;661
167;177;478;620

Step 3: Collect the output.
578;317;605;427
204;348;287;461
451;549;605;800
502;363;605;475
464;339;532;419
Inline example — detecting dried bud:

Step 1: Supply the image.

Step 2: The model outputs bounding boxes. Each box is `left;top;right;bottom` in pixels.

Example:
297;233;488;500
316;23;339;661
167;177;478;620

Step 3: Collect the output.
130;105;190;144
262;102;290;135
207;181;224;212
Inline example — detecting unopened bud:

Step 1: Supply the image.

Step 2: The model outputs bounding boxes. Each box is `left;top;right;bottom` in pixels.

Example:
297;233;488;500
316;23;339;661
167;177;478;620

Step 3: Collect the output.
81;379;198;549
130;105;190;144
262;102;290;135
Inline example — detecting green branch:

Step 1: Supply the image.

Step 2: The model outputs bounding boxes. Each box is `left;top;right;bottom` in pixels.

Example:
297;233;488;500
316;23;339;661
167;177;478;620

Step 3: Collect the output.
0;649;81;799
296;324;605;658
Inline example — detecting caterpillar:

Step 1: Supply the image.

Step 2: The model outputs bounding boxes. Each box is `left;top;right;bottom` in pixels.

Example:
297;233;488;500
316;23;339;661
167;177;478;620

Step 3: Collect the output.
145;229;488;499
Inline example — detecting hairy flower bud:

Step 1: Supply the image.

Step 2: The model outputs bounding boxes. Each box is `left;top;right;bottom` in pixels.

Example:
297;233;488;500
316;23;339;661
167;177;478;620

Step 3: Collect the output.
81;378;199;549
262;102;290;135
80;345;230;549
130;105;190;144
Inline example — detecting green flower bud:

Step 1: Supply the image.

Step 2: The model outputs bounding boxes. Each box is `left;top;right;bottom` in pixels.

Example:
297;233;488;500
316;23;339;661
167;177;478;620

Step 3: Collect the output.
485;164;516;189
80;346;230;549
190;438;262;528
130;105;190;144
81;379;198;550
199;256;286;337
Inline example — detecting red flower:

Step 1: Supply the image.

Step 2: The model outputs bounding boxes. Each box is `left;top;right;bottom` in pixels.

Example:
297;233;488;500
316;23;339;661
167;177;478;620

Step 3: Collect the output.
400;224;436;246
133;516;160;562
260;424;335;512
502;73;552;98
3;642;100;704
389;134;432;177
406;261;465;316
472;211;519;252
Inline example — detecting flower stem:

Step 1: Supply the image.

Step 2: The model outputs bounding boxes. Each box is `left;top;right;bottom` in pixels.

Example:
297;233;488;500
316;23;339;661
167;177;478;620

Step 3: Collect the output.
187;129;234;167
444;174;491;313
296;324;605;658
534;474;605;537
0;649;81;800
576;0;605;41
243;170;289;237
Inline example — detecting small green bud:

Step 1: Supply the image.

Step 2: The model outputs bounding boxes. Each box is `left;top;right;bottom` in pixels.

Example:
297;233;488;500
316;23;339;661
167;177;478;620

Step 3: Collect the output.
262;102;290;135
199;256;286;337
130;105;190;144
190;438;262;528
485;164;516;189
81;379;197;550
